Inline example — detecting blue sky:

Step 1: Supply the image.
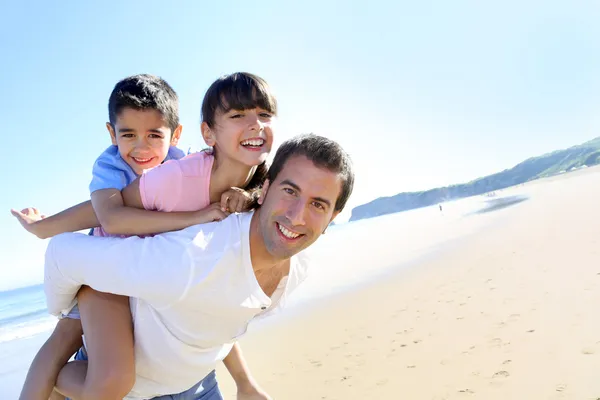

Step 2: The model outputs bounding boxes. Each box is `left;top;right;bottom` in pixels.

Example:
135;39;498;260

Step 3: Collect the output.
1;0;600;290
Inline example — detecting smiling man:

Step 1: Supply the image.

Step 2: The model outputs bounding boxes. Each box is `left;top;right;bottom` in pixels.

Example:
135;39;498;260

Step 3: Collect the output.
43;133;354;400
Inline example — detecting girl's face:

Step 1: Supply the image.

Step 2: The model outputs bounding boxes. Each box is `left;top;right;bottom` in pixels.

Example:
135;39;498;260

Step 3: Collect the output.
202;107;274;167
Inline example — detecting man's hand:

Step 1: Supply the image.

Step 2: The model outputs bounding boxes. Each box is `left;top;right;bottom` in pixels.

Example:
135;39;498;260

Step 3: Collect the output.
11;207;47;238
221;187;255;213
237;382;272;400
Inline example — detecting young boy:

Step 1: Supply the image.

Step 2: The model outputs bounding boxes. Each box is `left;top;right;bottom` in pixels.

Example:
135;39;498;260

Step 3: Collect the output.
14;74;188;400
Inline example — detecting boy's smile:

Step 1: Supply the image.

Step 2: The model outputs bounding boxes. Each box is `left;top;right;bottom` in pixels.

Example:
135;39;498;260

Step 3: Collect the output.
107;107;180;175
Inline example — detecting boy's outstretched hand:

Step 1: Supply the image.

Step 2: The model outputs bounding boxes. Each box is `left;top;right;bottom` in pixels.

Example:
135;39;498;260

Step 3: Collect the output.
11;207;46;238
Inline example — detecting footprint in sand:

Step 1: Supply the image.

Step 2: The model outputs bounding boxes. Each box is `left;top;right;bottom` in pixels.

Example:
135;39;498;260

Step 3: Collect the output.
489;338;510;348
492;371;510;379
581;347;595;355
458;388;475;394
555;384;567;392
502;359;512;365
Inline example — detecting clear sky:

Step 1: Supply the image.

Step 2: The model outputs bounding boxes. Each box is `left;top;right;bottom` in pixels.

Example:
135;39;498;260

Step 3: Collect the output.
1;0;600;290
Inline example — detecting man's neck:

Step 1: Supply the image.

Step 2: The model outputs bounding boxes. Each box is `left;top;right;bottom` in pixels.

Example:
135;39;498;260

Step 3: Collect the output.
248;211;290;276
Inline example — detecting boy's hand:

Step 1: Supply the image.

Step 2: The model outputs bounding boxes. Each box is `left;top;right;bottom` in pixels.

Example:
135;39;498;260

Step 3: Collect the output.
11;208;47;238
221;188;255;213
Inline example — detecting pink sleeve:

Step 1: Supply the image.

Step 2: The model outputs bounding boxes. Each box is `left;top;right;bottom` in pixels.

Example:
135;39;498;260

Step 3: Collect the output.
139;160;183;212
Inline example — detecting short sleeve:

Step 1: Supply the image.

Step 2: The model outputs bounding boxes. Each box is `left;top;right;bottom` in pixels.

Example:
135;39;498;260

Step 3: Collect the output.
89;146;137;194
166;146;187;161
139;159;184;211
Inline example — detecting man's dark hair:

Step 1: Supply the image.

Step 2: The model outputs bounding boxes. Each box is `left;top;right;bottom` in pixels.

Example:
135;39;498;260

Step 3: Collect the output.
108;74;179;132
268;134;354;212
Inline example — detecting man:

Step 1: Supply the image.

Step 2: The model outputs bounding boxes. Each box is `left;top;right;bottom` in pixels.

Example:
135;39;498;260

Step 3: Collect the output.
44;133;355;399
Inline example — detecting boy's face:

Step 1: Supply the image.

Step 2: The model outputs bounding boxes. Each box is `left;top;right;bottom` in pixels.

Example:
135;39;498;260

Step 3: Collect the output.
107;108;181;175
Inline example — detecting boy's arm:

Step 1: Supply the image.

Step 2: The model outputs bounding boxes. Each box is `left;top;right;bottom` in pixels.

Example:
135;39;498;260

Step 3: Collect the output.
11;201;99;239
92;179;228;236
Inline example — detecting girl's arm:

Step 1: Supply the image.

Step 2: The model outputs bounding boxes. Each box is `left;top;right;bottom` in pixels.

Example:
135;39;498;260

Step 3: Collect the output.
92;179;228;236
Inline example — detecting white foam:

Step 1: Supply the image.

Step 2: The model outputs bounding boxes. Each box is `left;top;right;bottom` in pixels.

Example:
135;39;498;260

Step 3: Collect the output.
0;317;56;344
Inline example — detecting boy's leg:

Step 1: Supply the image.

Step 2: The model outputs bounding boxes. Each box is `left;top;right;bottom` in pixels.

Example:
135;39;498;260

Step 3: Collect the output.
55;286;135;400
18;318;83;400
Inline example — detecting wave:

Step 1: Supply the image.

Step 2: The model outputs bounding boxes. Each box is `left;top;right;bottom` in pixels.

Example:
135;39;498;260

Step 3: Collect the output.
0;316;57;344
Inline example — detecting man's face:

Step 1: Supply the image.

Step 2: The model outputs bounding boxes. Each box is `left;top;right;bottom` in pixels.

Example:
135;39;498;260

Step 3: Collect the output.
256;155;342;260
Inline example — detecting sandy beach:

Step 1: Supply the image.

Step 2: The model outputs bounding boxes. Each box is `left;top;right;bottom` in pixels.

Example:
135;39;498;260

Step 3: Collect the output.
216;166;600;399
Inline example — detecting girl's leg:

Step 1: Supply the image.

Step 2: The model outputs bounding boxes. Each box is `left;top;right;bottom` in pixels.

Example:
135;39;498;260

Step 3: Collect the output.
55;286;135;400
19;318;83;400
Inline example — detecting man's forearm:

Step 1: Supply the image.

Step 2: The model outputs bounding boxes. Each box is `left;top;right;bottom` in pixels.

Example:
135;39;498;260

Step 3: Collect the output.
223;343;257;391
34;200;99;238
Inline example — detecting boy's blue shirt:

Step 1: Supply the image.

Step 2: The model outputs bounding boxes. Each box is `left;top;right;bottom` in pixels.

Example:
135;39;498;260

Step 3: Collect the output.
89;145;187;194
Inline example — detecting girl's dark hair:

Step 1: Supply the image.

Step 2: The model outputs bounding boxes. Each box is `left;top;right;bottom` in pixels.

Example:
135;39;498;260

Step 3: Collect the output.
201;72;277;208
201;72;277;128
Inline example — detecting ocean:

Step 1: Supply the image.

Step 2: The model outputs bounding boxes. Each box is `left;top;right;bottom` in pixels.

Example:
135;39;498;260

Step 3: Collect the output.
0;192;524;398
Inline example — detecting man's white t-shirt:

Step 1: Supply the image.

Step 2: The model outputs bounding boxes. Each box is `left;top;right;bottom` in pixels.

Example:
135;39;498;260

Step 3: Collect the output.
44;211;310;399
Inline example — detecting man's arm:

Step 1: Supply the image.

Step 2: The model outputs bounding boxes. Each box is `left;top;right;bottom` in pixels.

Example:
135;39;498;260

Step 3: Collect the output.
223;343;272;400
44;231;193;316
11;201;99;239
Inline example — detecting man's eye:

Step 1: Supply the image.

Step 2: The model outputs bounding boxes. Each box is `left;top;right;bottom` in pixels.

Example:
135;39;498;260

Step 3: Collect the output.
284;188;295;195
121;134;134;138
260;113;272;118
312;202;325;210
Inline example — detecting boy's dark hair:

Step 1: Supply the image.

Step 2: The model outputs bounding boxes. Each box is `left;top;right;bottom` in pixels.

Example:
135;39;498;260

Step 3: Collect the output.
201;72;277;128
201;72;277;202
108;74;179;132
268;134;355;212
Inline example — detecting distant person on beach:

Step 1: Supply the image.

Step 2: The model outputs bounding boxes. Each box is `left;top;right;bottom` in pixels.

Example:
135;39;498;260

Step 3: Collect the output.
43;134;354;399
12;72;281;399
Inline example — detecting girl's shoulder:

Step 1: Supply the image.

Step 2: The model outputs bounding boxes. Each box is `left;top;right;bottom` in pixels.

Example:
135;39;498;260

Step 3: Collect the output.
175;149;214;178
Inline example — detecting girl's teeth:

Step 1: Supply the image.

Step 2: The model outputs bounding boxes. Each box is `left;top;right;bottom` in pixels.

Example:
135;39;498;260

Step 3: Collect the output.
241;139;264;146
278;223;300;239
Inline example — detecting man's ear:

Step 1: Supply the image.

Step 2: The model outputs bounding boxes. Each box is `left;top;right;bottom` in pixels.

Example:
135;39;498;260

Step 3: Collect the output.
106;122;117;146
323;211;340;234
258;180;270;205
201;122;216;147
171;125;183;146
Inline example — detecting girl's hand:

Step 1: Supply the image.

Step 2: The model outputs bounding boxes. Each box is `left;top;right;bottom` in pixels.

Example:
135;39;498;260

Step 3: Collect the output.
195;203;231;223
11;207;47;238
221;187;255;213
